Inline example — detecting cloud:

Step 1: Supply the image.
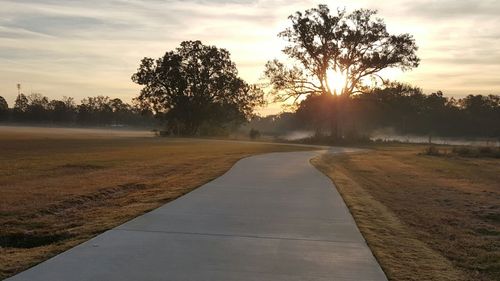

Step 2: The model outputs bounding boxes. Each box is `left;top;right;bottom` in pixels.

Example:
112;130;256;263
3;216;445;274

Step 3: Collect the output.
405;0;500;18
1;14;127;37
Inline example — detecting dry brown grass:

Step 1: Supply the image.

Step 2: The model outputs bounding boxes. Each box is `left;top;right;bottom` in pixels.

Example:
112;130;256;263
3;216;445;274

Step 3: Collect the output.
312;144;500;281
0;126;312;279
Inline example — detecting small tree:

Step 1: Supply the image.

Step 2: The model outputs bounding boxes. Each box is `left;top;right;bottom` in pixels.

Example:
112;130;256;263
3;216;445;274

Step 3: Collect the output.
13;93;29;121
265;5;419;138
48;96;76;123
249;128;261;140
77;96;113;125
25;93;49;122
132;40;264;136
0;96;8;121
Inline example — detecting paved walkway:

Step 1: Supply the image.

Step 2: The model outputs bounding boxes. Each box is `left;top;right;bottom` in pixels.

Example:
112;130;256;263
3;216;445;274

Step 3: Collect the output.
9;148;387;281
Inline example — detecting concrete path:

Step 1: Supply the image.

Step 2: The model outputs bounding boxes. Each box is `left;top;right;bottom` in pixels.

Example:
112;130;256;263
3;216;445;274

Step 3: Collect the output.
9;148;387;281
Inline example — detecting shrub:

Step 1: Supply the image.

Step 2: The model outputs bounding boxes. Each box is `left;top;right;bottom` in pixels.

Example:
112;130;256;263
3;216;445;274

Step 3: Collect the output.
478;146;493;154
249;128;261;140
451;146;500;158
452;146;471;156
424;146;441;156
158;130;169;137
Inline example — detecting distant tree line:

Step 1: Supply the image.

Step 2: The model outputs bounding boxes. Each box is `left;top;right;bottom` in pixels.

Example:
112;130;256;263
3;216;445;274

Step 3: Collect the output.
0;93;155;127
249;84;500;138
349;85;500;137
245;113;298;137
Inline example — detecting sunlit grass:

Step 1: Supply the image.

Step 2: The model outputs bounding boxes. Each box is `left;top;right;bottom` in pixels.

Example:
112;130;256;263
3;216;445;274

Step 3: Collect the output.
312;144;500;281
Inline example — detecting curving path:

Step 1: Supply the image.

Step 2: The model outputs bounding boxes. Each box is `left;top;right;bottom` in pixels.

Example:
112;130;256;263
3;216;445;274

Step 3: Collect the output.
9;148;387;281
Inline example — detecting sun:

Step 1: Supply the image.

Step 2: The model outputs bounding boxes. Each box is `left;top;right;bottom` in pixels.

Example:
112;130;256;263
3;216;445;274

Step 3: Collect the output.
326;69;347;95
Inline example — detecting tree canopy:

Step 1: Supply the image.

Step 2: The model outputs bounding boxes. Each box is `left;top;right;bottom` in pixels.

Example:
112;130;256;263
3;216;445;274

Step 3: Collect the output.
264;5;420;101
132;40;263;135
0;96;8;120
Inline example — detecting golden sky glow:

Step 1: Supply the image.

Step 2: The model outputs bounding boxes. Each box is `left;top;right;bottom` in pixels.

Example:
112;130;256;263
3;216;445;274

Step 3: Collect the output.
326;69;348;95
1;0;499;115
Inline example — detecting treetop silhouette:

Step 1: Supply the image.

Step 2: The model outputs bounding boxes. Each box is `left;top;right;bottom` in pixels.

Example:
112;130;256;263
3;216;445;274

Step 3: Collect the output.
132;40;263;136
265;5;420;101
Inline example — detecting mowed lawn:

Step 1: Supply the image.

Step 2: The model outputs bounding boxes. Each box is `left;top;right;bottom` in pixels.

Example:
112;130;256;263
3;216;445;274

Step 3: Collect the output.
0;126;312;279
312;145;500;281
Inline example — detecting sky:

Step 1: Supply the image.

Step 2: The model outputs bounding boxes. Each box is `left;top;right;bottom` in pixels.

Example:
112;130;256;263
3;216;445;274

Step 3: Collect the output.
1;0;499;115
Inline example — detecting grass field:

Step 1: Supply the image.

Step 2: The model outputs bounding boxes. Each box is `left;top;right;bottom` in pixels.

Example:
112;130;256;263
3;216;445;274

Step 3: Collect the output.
312;144;500;281
0;126;313;279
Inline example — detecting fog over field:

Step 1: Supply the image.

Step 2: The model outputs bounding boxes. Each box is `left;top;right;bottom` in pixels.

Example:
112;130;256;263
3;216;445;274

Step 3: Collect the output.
278;129;500;147
0;125;154;139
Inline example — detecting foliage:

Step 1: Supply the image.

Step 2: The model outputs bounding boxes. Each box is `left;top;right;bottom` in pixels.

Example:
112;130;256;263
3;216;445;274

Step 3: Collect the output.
242;87;500;142
423;146;442;156
422;146;500;158
295;93;336;136
48;96;76;123
132;40;264;135
0;96;8;120
290;82;500;138
13;93;29;120
353;86;500;137
451;146;500;158
249;128;261;139
1;93;155;127
264;5;419;101
245;113;299;136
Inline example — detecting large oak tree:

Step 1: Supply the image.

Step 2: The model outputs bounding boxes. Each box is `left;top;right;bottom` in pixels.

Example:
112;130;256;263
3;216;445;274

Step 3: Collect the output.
132;41;263;135
265;5;419;138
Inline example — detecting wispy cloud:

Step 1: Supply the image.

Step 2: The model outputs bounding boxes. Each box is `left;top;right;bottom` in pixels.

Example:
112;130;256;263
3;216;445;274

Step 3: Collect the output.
405;0;500;18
